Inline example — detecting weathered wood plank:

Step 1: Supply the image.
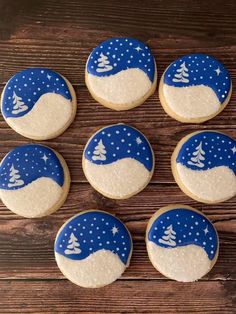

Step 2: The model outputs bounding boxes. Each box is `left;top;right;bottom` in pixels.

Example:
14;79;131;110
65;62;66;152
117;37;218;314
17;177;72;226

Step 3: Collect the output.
0;0;235;312
0;183;235;280
0;279;235;313
1;0;236;42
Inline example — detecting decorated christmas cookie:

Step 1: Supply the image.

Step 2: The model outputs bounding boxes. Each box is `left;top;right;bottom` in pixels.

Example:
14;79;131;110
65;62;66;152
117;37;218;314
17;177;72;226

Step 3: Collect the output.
55;210;132;288
146;205;219;282
1;68;77;140
159;54;232;123
86;38;157;110
82;124;154;199
172;131;236;203
0;144;70;218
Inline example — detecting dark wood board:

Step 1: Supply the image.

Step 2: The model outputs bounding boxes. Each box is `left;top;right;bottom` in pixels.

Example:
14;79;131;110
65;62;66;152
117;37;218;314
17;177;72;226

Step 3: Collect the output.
0;0;235;313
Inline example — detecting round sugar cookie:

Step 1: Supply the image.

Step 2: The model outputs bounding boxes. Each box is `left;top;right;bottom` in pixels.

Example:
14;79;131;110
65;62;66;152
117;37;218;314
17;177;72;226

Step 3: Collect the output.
172;131;236;204
54;210;132;288
82;123;155;199
159;54;232;123
0;144;70;218
146;205;219;282
85;38;157;110
1;68;77;140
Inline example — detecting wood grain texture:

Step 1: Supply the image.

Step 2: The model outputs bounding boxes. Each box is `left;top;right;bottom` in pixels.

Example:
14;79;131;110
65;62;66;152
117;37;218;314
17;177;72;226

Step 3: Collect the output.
1;280;236;313
0;0;235;312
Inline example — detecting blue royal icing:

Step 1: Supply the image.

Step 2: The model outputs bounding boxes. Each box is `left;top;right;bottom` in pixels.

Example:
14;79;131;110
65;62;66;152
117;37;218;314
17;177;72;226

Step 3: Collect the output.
55;211;132;264
87;38;155;82
84;124;153;172
164;54;231;104
0;144;64;190
2;68;72;118
176;131;236;174
148;208;218;260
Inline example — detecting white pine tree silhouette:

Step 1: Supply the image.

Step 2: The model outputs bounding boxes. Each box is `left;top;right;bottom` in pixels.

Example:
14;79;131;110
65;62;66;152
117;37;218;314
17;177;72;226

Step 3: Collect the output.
172;62;189;83
92;139;107;161
187;141;205;168
12;91;28;115
96;53;113;73
8;164;24;188
64;233;81;255
158;224;176;247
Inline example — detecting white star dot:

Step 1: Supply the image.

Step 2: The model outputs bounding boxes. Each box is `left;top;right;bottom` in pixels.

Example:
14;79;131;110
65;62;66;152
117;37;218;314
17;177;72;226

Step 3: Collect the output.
215;67;221;75
41;154;49;163
231;146;236;154
111;226;119;235
134;46;142;52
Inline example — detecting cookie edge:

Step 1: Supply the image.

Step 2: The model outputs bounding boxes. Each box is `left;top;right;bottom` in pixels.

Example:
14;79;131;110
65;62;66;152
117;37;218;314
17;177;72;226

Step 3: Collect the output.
0;70;77;140
82;123;155;199
54;209;133;288
85;57;157;111
171;130;236;203
0;144;71;218
158;69;232;123
145;204;219;281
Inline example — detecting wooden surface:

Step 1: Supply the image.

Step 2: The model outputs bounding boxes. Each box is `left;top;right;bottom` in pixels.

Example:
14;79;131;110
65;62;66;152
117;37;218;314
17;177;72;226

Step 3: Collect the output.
0;0;236;313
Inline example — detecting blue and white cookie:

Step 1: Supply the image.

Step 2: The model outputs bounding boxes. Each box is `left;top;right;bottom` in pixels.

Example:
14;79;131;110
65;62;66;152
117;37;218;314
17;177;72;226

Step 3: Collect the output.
159;54;232;122
0;144;70;218
85;38;157;110
82;124;154;199
1;68;77;140
54;210;132;288
172;131;236;203
146;205;219;282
